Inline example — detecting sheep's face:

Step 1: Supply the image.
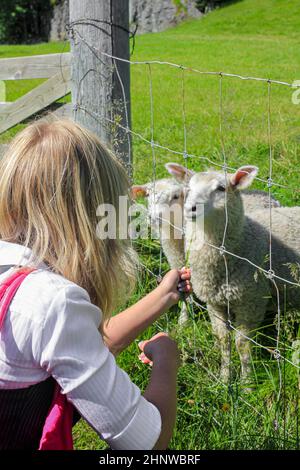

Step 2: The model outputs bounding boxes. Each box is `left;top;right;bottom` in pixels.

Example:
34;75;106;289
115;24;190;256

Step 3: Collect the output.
131;163;194;231
147;179;184;226
185;171;228;221
131;178;184;230
184;166;258;222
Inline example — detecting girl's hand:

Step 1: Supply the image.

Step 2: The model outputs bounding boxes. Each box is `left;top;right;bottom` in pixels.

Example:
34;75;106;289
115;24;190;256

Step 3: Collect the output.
138;332;180;367
157;267;192;310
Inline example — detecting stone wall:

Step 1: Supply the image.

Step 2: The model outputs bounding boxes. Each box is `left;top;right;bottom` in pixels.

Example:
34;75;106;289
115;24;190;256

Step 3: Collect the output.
50;0;202;41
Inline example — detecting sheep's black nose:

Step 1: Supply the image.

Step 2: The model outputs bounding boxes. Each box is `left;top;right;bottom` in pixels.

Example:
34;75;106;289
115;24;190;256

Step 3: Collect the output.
192;206;197;212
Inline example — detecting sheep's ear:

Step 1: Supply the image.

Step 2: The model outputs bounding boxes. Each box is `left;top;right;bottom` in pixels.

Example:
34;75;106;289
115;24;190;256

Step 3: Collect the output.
165;162;194;182
230;166;258;190
131;185;148;199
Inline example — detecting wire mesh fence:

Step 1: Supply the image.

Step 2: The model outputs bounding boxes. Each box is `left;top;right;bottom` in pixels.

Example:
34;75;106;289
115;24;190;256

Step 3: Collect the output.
67;20;300;449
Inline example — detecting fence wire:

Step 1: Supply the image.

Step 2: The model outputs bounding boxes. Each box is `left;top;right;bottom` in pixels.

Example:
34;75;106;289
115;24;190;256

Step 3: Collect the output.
67;22;300;448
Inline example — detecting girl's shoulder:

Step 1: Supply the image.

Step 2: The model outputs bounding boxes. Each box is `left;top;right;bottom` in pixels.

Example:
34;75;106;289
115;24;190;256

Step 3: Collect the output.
9;268;93;327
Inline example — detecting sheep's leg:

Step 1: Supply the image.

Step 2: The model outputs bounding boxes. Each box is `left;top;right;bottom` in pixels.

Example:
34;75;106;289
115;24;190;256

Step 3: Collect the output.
161;235;185;273
234;302;266;382
178;301;188;325
234;323;257;381
208;304;231;383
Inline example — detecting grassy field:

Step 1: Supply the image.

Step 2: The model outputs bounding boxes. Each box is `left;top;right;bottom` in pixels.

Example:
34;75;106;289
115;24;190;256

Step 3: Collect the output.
1;0;300;450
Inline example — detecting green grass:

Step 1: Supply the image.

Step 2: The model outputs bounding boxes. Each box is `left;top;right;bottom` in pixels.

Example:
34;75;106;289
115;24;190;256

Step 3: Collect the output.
129;0;300;206
72;247;300;450
1;0;300;450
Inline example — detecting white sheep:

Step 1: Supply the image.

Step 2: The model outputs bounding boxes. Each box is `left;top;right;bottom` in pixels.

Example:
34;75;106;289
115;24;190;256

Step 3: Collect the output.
131;165;193;325
180;164;300;382
131;163;281;327
242;189;281;212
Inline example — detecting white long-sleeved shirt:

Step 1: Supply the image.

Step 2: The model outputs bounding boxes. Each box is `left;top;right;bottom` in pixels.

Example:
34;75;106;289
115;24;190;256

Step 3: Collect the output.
0;240;161;450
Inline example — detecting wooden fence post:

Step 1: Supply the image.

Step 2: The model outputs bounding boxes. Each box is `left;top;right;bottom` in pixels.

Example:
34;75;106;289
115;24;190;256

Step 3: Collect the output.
69;0;131;174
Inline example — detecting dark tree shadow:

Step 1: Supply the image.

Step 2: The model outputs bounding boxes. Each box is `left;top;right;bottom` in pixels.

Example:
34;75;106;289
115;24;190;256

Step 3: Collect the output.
196;0;242;14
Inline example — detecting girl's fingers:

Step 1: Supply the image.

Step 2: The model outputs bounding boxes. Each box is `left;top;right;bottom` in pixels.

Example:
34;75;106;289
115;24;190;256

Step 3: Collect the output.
138;332;168;365
138;353;153;366
149;332;169;342
179;284;192;293
138;332;169;352
138;340;147;351
178;266;193;292
180;266;189;272
138;352;147;361
178;280;190;287
178;280;191;291
180;268;191;281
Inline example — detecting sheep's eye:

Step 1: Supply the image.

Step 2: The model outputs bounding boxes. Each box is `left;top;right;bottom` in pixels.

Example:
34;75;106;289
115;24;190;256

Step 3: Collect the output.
173;194;179;200
216;185;226;192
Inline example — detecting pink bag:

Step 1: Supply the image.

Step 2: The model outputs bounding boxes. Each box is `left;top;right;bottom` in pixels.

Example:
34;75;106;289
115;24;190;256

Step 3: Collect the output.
0;266;74;450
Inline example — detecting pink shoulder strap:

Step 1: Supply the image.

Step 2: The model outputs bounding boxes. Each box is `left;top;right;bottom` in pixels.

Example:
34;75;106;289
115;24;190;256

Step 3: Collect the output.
0;265;74;450
0;267;37;330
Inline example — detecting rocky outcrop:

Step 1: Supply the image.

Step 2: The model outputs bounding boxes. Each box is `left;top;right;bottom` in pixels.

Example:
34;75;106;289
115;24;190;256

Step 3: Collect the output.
50;0;202;41
50;0;70;42
130;0;202;34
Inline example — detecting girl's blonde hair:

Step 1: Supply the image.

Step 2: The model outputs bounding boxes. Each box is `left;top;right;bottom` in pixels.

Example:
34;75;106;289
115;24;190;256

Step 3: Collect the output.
0;117;136;324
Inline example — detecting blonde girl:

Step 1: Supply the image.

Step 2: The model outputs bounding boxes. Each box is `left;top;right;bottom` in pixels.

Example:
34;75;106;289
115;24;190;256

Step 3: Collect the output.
0;117;191;450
